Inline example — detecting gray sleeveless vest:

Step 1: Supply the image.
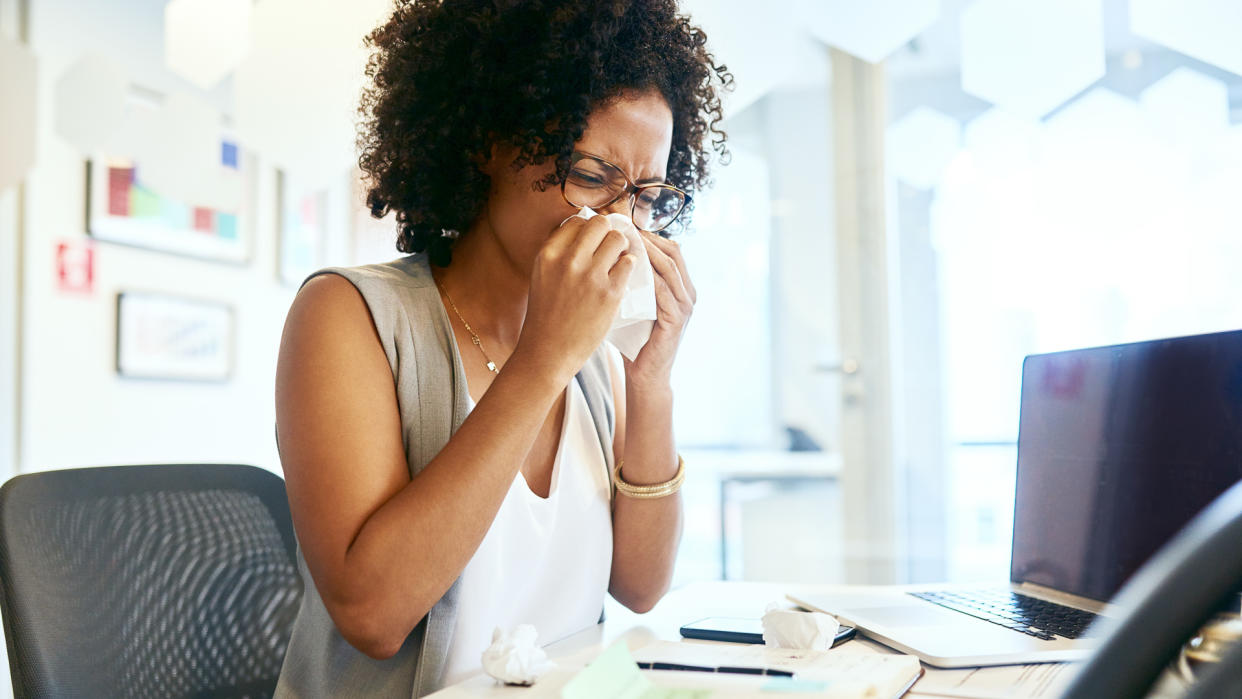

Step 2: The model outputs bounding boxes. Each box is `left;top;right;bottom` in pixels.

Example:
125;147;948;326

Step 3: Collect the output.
274;254;616;698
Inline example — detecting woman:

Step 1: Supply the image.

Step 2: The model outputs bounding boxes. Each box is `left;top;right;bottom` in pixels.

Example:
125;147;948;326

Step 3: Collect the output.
273;0;731;695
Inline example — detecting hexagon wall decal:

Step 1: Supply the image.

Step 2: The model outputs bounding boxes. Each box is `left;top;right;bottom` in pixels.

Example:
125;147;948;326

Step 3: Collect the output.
165;0;252;90
0;37;37;192
796;0;941;64
961;0;1105;119
55;53;128;155
137;91;229;209
233;0;392;186
681;0;807;116
1041;87;1149;173
888;106;961;189
1131;0;1242;78
963;108;1042;168
1139;67;1230;147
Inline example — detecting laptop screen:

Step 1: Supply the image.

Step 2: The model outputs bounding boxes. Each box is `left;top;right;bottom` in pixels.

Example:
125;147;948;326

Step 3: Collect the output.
1011;329;1242;602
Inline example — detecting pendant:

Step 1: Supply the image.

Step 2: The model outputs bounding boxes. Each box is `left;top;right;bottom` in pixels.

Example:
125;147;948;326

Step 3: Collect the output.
487;361;498;373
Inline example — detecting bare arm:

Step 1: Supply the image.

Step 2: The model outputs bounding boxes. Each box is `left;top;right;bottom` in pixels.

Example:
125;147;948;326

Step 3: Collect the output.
607;230;695;612
606;353;683;613
275;215;635;660
276;275;564;659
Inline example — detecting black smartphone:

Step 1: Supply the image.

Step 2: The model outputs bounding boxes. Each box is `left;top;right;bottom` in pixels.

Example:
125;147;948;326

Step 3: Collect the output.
679;617;856;647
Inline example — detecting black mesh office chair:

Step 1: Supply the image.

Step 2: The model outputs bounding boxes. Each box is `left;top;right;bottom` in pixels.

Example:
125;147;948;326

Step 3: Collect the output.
0;464;303;698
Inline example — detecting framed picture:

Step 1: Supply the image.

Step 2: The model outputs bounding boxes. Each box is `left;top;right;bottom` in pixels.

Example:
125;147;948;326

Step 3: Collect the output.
277;169;328;286
86;93;254;264
115;291;234;381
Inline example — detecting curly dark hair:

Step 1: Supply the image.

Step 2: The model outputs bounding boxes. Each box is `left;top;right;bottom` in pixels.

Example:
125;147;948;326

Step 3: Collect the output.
357;0;733;266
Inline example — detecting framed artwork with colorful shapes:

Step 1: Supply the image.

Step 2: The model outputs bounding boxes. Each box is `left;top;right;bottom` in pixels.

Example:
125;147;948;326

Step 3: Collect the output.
86;139;254;264
115;291;233;381
276;169;328;286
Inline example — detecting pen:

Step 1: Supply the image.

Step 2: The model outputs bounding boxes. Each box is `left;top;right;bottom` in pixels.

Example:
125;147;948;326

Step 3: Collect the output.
635;661;795;677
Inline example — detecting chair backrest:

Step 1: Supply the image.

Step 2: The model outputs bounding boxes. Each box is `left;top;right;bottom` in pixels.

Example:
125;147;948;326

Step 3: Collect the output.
0;464;303;698
1062;477;1242;698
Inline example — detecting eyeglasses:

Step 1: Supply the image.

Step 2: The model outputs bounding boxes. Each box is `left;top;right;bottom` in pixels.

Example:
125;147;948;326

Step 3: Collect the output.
560;151;691;234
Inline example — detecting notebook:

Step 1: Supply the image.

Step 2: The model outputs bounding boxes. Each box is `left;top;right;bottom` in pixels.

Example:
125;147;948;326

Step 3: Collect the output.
628;641;922;698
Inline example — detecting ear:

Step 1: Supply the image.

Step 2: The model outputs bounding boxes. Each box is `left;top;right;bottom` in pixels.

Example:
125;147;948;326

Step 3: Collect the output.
474;140;517;177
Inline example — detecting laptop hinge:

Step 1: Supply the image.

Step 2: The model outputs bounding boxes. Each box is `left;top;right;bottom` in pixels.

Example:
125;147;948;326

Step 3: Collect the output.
1012;581;1119;616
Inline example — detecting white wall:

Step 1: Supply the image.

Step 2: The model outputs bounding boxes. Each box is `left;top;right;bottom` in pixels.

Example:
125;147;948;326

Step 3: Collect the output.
15;0;351;475
0;3;366;688
0;0;24;488
0;182;17;487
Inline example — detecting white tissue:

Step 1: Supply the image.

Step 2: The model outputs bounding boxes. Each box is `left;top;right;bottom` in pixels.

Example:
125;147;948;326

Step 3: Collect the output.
480;625;554;686
568;206;657;361
761;603;841;651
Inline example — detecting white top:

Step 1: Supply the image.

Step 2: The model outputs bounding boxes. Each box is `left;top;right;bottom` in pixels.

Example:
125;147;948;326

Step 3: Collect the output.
441;377;614;685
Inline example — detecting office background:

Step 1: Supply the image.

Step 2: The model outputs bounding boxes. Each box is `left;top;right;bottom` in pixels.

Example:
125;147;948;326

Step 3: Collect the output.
1;0;1241;695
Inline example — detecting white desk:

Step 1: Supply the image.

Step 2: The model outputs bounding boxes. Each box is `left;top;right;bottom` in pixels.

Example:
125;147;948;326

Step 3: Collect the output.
426;580;1089;698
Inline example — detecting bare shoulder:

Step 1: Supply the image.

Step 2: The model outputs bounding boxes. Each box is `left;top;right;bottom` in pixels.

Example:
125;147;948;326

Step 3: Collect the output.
277;271;403;475
283;274;378;348
276;272;409;599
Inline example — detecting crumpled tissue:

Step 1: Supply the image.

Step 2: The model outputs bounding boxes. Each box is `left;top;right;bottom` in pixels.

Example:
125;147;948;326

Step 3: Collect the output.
565;206;657;361
761;603;841;651
480;625;554;686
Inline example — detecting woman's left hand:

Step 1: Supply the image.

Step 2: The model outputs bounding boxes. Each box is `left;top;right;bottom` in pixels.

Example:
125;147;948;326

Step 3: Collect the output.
626;230;696;386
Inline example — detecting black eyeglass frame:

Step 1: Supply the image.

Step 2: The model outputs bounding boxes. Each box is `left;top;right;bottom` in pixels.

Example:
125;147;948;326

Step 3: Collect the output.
560;151;692;234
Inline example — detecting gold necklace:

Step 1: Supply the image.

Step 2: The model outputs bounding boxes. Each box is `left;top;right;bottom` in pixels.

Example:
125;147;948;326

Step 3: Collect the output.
436;279;500;374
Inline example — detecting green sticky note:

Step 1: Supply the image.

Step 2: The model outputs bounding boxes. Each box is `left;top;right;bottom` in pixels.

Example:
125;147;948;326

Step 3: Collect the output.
761;677;830;693
561;642;653;699
561;642;714;699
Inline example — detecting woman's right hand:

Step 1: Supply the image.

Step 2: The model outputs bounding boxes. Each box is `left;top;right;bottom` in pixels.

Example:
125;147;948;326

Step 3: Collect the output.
513;214;636;383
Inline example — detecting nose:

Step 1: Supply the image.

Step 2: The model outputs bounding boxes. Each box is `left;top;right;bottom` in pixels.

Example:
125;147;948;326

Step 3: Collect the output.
598;194;632;219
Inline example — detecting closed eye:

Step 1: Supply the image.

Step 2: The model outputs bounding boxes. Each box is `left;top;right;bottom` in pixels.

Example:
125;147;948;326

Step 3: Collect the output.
568;170;607;187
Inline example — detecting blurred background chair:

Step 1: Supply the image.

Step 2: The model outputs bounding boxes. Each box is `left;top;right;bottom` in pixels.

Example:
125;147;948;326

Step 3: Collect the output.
0;464;302;698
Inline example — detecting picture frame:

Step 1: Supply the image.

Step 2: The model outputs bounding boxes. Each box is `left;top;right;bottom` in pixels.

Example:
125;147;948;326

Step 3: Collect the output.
85;92;254;264
276;169;329;286
115;291;234;381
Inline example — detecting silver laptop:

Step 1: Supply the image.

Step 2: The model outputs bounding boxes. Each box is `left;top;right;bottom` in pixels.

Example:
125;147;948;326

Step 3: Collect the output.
790;329;1242;667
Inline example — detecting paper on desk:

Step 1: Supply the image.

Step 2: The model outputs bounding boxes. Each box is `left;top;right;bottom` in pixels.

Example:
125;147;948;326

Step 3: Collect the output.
909;662;1074;699
560;641;712;699
633;641;921;697
480;625;553;685
762;605;840;650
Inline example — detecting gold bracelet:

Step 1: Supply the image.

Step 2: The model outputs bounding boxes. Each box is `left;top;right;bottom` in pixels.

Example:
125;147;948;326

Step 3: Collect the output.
613;454;685;499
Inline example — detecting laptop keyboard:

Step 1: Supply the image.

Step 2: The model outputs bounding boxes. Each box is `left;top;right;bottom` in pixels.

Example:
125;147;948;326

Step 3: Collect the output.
909;589;1099;641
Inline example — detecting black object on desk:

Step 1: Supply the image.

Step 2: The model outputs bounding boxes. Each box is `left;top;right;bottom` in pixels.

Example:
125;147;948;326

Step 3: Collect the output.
1063;478;1242;698
636;660;794;677
680;616;856;646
